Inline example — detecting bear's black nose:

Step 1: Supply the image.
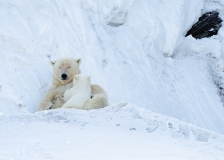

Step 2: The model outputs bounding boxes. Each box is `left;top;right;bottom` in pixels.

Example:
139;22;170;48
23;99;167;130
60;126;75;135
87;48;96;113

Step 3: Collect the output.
61;74;67;80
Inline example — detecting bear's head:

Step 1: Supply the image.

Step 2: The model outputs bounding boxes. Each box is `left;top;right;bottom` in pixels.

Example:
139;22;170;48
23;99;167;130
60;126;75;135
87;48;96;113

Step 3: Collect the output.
51;57;82;85
73;74;91;85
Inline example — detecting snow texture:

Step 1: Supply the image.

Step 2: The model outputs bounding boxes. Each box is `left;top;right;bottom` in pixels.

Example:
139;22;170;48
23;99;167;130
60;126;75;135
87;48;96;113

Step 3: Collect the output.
1;104;224;159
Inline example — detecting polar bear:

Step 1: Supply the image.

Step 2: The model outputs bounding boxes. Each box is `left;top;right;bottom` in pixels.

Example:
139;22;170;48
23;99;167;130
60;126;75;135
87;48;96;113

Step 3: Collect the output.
62;75;91;109
38;57;108;111
84;84;108;110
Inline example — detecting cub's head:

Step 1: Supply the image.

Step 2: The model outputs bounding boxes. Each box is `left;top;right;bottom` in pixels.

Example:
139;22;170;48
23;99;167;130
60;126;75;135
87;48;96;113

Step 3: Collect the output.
51;57;82;85
73;74;91;85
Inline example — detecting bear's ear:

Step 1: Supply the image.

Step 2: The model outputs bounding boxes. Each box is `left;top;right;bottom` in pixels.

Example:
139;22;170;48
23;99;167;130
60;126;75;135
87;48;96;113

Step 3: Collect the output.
50;61;56;66
76;58;82;66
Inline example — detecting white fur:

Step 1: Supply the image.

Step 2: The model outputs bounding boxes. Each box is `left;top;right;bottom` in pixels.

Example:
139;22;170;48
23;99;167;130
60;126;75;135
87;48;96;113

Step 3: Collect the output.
84;84;108;109
38;57;108;111
38;57;81;111
84;94;108;109
62;75;91;109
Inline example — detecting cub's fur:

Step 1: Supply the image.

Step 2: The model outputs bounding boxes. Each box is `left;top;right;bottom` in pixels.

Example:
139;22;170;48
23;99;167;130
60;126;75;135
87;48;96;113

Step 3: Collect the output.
62;75;91;109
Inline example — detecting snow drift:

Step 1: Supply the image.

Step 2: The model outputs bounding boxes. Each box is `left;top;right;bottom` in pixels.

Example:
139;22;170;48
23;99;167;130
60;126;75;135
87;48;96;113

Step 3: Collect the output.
1;104;224;159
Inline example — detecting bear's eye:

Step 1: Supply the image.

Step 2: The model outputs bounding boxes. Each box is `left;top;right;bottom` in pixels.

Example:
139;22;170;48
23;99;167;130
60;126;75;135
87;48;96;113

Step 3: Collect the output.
59;67;61;69
68;67;70;69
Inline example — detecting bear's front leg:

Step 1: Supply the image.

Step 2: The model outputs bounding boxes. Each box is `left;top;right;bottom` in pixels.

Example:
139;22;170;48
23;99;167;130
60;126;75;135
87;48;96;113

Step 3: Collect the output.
38;88;56;111
51;94;65;109
38;100;53;111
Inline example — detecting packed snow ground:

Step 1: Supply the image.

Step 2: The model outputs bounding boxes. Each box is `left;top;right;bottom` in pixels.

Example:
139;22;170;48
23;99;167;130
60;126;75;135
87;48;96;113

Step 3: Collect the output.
1;0;224;159
1;104;224;160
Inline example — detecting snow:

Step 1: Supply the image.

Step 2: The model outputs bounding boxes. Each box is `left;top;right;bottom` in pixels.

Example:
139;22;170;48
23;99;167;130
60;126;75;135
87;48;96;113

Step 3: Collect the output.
1;0;224;159
1;104;224;159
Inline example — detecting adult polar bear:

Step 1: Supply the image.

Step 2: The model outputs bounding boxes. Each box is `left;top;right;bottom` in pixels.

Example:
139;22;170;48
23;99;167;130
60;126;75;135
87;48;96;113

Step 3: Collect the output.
38;57;108;111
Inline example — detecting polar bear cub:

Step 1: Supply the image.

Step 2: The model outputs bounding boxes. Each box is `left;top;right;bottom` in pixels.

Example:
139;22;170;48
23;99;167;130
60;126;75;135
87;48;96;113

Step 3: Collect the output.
62;74;91;109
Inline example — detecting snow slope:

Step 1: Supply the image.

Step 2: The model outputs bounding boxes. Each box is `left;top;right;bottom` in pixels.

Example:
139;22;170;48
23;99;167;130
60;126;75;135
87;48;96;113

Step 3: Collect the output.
1;0;224;133
1;104;224;160
1;0;224;159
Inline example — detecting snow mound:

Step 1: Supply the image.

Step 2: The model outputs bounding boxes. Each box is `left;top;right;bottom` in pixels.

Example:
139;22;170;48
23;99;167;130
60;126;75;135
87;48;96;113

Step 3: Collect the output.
37;104;224;142
2;103;224;143
0;104;224;159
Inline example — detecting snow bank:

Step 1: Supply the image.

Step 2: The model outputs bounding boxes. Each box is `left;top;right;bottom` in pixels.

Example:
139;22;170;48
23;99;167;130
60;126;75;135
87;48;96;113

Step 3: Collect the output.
33;104;224;143
1;0;224;134
1;104;224;159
